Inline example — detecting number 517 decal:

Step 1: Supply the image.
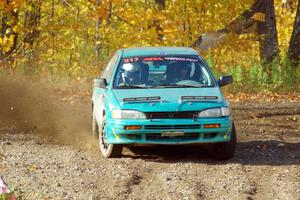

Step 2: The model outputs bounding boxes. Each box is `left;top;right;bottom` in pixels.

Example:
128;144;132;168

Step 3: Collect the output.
124;57;139;63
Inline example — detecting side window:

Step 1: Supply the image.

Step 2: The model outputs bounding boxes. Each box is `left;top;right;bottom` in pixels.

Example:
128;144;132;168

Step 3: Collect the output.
101;54;118;83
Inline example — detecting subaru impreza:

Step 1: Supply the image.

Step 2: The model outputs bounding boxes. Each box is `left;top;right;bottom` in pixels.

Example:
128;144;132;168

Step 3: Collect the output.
92;47;236;159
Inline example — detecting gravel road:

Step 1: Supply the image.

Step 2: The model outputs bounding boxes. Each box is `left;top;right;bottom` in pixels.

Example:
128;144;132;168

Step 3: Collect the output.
0;78;299;199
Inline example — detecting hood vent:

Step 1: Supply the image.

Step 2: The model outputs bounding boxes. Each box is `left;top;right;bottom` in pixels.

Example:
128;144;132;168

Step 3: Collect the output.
181;96;218;101
123;96;161;102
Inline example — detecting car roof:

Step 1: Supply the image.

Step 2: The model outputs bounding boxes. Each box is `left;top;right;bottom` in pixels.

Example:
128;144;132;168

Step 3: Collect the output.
119;47;199;58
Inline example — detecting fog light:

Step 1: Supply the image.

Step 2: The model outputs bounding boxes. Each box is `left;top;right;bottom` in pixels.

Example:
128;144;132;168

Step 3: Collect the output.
124;125;141;130
204;124;220;129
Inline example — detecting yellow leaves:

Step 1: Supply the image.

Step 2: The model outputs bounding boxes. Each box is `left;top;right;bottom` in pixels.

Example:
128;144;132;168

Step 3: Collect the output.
2;0;294;80
163;29;174;34
46;49;54;56
273;0;297;57
0;35;15;53
104;27;111;33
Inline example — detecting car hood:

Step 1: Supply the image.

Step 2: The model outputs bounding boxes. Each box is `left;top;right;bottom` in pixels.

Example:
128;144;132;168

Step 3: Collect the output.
112;88;225;112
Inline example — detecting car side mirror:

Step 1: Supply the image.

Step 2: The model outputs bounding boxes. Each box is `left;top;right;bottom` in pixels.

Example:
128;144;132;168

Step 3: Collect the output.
94;78;107;89
218;75;233;87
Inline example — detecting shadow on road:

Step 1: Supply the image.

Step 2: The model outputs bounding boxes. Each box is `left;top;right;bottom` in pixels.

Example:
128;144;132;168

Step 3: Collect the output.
124;140;300;166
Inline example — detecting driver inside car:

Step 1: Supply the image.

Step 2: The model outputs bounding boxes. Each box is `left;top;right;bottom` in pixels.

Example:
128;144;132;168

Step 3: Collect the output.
119;62;141;86
171;62;194;83
178;65;191;80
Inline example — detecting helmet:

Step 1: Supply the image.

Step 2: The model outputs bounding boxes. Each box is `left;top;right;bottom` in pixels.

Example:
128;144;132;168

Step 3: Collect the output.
122;63;140;73
121;63;141;82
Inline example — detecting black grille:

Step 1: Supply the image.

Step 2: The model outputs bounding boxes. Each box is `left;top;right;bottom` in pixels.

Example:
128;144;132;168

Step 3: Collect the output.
123;134;142;140
145;111;197;119
203;133;217;139
146;133;199;140
144;124;201;130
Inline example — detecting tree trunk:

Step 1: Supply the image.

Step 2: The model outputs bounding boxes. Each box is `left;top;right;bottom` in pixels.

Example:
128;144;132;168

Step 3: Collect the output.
95;0;101;59
258;0;279;64
155;0;165;10
23;0;42;75
106;1;112;25
0;0;19;64
191;0;279;81
51;0;55;18
51;0;55;63
154;0;165;42
24;0;42;50
226;0;279;64
288;0;300;68
257;0;279;82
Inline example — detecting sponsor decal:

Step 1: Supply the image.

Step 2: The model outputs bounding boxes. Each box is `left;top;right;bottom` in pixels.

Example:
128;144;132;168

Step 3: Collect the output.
143;57;164;61
164;57;198;62
124;57;139;63
125;57;199;62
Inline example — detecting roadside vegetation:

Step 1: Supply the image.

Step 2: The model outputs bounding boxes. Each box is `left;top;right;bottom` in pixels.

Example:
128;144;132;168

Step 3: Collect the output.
0;0;300;93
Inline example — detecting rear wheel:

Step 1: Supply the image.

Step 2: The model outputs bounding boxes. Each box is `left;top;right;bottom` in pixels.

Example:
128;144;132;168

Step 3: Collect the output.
99;115;123;158
210;122;237;160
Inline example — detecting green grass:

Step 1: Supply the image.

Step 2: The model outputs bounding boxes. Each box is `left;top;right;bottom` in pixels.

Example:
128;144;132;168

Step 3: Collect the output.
212;60;300;93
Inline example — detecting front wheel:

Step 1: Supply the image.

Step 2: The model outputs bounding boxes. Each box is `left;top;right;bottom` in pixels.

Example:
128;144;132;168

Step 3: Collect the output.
92;112;99;137
210;122;237;160
99;115;123;158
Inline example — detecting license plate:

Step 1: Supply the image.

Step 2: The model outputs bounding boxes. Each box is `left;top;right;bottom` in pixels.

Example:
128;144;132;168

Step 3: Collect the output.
161;130;185;137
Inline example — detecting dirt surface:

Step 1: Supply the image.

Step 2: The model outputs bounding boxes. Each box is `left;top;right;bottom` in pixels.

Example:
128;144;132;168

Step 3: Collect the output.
0;78;300;199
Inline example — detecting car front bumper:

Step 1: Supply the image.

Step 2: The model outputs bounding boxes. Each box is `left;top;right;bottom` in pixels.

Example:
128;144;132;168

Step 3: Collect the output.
104;116;233;144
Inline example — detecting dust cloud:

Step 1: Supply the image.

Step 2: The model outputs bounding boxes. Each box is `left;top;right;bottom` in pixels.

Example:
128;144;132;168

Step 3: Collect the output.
0;75;97;149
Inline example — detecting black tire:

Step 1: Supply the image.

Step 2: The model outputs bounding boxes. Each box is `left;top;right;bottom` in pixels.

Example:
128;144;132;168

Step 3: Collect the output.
210;122;237;160
92;112;99;137
127;146;149;155
99;115;123;158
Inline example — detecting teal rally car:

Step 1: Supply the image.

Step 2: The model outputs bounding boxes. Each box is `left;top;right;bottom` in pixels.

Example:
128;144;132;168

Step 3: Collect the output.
92;47;236;159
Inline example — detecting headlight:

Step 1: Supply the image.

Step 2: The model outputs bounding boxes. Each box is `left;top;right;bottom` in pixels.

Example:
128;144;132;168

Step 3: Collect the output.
198;107;230;118
112;110;146;119
221;107;230;116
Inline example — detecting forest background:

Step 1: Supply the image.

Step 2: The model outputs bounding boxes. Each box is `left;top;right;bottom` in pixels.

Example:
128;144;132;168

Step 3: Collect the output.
0;0;300;93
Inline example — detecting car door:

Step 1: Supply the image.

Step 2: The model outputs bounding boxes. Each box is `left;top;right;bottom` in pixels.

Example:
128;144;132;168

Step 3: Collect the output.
93;54;119;123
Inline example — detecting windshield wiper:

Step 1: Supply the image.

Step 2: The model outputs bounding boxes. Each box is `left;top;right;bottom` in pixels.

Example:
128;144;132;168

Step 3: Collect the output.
118;84;145;89
176;84;203;88
151;83;203;88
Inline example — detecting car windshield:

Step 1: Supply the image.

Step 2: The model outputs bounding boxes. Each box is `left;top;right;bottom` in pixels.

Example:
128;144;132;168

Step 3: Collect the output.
113;56;215;89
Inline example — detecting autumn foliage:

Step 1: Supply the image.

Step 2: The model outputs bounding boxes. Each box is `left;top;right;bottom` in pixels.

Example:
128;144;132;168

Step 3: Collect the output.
0;0;299;92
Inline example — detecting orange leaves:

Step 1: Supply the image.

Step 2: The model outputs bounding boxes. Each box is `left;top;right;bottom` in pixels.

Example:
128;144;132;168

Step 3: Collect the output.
0;0;23;12
95;5;109;21
1;0;298;84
